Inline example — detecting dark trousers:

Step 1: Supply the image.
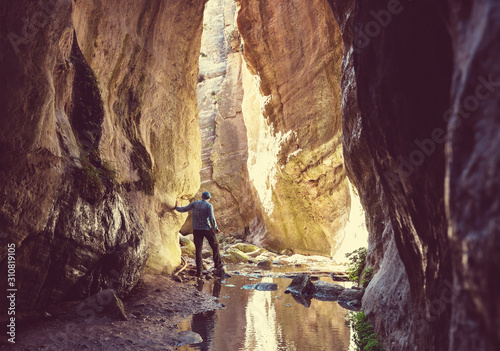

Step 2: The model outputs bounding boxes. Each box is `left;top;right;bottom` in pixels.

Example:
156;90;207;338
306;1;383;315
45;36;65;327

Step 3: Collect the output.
193;229;223;274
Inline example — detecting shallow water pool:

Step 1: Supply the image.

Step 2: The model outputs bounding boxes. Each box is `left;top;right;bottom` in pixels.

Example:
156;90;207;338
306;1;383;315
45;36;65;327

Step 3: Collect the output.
177;270;353;351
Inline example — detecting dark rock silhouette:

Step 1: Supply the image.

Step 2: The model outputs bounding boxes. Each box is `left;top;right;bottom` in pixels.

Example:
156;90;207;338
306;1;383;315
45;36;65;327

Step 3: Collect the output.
328;0;500;349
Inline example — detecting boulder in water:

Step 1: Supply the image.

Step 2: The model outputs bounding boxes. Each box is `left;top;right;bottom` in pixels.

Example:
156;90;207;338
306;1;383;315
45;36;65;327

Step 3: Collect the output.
312;281;345;301
177;330;203;346
285;274;314;295
337;288;364;311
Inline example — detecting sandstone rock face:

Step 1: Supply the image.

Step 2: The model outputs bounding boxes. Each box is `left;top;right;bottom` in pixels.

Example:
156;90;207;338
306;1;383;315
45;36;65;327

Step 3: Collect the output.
329;0;500;349
0;0;206;310
238;0;350;256
188;0;266;239
72;0;207;274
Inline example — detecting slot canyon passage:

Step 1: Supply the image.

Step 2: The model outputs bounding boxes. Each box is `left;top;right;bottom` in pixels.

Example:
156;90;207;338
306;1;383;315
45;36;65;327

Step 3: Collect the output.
1;0;500;350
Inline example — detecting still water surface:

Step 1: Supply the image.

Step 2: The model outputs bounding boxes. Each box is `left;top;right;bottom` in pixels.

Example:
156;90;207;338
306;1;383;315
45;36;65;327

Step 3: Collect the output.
177;270;353;351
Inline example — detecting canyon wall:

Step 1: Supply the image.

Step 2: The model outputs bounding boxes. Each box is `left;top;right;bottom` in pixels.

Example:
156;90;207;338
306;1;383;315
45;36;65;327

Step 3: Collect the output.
185;0;266;239
330;0;452;349
446;1;500;349
329;0;500;350
0;0;206;311
237;0;351;256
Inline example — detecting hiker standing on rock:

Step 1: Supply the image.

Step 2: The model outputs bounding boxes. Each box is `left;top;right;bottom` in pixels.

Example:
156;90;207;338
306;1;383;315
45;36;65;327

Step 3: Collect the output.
175;191;225;277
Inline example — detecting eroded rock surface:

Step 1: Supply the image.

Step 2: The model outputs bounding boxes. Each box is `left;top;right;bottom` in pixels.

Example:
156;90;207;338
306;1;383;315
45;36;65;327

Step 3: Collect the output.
187;0;266;240
329;0;500;350
238;0;350;256
0;0;207;310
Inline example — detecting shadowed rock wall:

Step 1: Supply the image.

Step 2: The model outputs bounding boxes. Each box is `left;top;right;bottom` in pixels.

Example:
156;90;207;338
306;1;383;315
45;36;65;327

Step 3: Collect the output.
0;0;206;311
329;0;500;349
446;1;500;349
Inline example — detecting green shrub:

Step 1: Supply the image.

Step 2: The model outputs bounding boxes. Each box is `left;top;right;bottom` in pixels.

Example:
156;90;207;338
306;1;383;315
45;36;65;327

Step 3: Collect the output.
348;311;384;351
346;247;367;283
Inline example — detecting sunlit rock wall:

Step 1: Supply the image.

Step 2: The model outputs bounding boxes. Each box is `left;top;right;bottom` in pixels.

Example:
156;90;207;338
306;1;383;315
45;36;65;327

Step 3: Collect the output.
72;0;206;274
329;0;500;350
188;0;266;238
0;0;206;311
237;0;350;255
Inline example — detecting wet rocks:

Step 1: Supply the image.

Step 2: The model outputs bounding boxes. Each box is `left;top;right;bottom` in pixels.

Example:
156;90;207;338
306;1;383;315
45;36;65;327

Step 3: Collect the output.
202;248;213;259
285;274;315;295
177;330;203;346
284;273;352;306
330;271;350;282
241;283;278;291
337;288;364;311
311;281;345;301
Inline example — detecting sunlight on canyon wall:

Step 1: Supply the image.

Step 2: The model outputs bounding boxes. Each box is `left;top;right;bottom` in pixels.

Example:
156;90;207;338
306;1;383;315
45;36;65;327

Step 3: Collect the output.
241;62;294;219
332;181;369;262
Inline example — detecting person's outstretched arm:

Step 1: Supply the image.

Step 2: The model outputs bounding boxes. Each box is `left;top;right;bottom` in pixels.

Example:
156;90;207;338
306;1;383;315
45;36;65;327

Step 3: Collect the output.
175;200;194;213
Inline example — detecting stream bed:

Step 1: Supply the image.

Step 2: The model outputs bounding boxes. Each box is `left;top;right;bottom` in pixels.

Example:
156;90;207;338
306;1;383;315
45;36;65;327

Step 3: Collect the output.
176;266;354;351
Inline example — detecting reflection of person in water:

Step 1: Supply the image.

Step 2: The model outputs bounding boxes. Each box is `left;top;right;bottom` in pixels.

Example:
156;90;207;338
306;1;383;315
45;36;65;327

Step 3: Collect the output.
191;280;222;350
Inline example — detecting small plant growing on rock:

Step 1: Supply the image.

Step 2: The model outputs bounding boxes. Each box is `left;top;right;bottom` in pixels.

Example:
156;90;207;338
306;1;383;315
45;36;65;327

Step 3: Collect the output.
361;267;374;288
347;311;384;351
346;247;367;283
76;153;119;200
